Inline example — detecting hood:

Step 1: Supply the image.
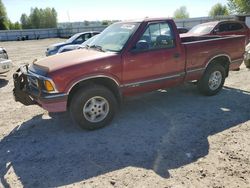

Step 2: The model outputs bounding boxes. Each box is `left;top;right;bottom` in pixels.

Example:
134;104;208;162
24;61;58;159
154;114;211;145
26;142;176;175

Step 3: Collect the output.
49;42;68;48
33;49;117;73
62;44;81;50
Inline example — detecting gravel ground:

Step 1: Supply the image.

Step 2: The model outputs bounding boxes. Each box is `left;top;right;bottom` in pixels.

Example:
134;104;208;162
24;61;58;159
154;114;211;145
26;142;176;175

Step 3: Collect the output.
0;39;250;188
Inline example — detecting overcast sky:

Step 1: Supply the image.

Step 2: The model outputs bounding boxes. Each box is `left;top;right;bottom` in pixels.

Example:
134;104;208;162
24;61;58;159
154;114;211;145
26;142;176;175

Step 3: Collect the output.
3;0;228;23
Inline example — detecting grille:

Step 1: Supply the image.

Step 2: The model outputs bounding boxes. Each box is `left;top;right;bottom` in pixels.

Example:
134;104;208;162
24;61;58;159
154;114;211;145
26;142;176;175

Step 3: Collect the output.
28;76;39;89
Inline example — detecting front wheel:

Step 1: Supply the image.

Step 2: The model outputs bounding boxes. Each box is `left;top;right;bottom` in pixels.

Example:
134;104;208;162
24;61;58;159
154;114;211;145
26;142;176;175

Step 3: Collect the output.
197;64;226;96
69;85;117;130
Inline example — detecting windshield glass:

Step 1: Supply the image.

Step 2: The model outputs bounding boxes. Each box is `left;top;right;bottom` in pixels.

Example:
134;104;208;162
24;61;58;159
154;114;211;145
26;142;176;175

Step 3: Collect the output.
66;33;81;43
88;22;140;52
188;24;215;35
82;35;98;46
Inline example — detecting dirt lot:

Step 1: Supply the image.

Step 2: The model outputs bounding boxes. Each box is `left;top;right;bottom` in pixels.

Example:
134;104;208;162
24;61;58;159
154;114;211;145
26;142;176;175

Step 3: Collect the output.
0;39;250;188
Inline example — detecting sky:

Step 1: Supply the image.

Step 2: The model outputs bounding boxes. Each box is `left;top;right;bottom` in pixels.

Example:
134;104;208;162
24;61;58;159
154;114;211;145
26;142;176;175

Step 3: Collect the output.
3;0;229;23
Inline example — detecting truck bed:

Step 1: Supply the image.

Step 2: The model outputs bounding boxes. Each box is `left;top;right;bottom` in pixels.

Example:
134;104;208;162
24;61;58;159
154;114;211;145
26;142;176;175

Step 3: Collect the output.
181;35;246;81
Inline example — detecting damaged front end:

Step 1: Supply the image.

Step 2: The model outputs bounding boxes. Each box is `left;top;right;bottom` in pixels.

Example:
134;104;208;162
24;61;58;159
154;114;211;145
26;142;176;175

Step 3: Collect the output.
13;65;37;106
13;64;68;112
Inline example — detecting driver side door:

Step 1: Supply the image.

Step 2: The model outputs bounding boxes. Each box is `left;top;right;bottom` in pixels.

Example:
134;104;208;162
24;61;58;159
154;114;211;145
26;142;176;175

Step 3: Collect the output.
122;21;185;94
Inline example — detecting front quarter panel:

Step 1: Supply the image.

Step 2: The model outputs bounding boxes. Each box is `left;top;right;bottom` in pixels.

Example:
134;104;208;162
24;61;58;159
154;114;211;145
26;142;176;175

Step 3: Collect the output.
48;54;122;94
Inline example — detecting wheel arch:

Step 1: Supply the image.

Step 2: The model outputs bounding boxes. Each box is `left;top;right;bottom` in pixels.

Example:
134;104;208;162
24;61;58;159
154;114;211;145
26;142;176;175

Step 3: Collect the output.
205;54;231;77
67;76;122;109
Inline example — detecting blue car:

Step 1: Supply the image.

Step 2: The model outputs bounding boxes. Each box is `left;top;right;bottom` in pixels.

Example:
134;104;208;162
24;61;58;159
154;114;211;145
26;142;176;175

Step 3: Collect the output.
46;31;100;56
57;34;99;54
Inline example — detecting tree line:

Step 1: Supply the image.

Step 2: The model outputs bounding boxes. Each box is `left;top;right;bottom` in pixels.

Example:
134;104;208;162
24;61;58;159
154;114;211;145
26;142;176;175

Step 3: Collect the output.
0;0;57;30
21;8;57;29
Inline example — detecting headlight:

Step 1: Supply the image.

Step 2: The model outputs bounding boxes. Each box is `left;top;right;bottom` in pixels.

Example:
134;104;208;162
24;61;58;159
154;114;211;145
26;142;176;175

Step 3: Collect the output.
44;80;55;92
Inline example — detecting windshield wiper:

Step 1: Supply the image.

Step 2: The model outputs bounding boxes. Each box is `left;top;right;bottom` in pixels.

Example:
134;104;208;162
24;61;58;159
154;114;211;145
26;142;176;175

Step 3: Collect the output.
89;45;106;52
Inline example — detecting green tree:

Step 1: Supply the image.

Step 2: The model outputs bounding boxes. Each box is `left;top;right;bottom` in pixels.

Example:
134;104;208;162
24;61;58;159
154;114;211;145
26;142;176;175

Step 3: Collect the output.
20;7;57;29
0;0;8;30
228;0;250;14
51;8;57;28
173;6;190;19
20;13;30;29
39;8;46;28
209;3;229;17
8;20;21;30
30;8;41;28
13;22;21;29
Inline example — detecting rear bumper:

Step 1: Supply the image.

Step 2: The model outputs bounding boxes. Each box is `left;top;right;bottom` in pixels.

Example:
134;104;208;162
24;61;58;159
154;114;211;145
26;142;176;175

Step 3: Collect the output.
13;65;68;112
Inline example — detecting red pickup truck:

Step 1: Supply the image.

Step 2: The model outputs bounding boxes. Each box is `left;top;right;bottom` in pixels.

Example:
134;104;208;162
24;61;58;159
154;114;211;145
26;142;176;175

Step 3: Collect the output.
13;18;245;130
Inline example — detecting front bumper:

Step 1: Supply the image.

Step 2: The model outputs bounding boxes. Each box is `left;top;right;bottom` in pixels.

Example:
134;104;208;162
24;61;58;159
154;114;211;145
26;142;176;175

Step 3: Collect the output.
13;65;68;112
0;58;12;74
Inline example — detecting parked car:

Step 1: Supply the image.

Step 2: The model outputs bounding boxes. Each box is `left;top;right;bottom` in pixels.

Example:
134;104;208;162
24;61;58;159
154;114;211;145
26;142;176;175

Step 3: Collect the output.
177;27;189;34
46;31;100;56
13;18;245;130
0;47;8;59
181;20;250;44
57;34;99;54
0;48;12;74
0;58;12;74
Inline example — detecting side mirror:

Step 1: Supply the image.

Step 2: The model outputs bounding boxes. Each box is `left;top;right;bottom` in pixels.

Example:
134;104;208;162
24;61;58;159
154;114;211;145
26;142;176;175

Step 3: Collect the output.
134;40;149;51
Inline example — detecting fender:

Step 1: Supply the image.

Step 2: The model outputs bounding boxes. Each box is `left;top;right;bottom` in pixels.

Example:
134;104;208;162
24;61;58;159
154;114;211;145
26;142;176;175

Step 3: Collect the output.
65;74;121;94
205;53;231;69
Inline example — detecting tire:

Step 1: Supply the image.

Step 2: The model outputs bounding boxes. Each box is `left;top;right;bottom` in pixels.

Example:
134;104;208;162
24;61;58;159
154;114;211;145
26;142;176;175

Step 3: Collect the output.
197;64;226;96
69;84;117;130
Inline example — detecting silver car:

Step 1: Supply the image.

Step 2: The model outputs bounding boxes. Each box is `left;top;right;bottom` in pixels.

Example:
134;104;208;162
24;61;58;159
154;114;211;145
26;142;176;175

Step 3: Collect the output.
0;47;12;74
0;58;12;74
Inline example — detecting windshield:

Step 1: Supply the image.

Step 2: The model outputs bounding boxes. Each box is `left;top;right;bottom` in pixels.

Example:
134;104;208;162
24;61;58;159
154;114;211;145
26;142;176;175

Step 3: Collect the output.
87;22;140;52
66;33;81;43
188;24;215;35
81;35;98;46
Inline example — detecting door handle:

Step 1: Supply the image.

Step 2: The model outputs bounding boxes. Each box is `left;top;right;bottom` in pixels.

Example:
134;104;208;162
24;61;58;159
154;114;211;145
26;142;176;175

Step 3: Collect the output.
173;53;180;59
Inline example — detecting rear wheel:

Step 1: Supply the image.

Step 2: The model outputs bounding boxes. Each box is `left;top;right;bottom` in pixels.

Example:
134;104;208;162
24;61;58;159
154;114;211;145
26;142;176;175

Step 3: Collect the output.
197;64;226;96
69;85;117;130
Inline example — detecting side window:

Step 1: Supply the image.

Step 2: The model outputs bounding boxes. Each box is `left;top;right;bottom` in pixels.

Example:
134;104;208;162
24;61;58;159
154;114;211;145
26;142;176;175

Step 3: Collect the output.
229;23;244;31
75;36;84;43
218;23;229;32
84;33;92;41
135;22;175;50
